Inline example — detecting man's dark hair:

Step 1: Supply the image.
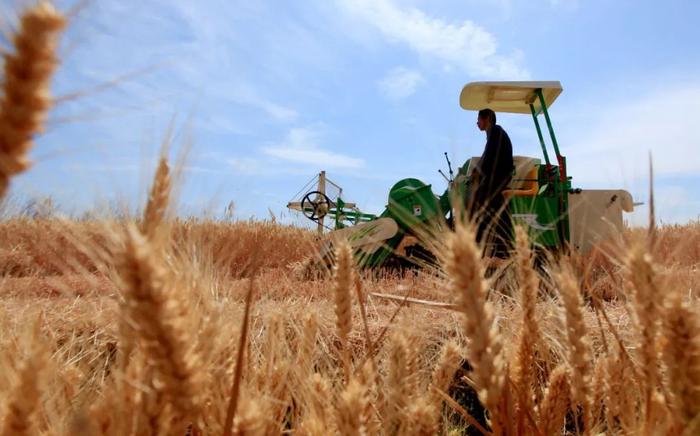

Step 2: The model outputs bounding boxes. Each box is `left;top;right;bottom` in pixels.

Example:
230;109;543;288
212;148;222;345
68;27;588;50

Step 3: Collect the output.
478;108;496;124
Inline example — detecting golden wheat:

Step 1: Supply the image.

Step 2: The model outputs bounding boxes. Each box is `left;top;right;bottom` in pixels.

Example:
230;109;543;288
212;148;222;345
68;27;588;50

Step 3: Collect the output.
0;324;48;436
444;222;510;433
117;225;202;432
538;364;571;435
333;241;354;384
512;225;541;432
142;156;171;242
626;240;662;429
1;216;699;435
0;2;65;198
662;291;700;427
556;262;594;434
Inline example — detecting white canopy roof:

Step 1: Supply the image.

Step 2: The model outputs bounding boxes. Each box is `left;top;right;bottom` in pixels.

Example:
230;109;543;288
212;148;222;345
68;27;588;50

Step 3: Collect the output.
459;81;563;114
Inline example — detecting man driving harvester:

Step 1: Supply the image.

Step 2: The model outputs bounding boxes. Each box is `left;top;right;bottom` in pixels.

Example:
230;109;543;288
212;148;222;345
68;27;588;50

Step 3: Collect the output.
469;108;514;259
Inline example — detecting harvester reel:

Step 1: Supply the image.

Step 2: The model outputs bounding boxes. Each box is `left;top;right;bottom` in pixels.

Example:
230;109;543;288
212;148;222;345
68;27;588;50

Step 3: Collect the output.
301;191;332;221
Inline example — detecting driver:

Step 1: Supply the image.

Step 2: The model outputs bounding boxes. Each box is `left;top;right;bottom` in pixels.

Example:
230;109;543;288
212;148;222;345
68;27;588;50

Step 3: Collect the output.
470;108;514;258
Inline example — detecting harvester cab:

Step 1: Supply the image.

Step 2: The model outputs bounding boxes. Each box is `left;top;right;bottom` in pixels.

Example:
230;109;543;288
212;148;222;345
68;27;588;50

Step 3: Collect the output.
286;81;636;269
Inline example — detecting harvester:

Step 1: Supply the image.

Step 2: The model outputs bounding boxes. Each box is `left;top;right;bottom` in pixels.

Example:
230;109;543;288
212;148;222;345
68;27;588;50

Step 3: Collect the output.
287;81;635;268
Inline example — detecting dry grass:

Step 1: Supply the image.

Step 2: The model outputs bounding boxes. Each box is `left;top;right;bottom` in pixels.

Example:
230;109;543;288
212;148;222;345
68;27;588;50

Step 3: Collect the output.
3;3;700;435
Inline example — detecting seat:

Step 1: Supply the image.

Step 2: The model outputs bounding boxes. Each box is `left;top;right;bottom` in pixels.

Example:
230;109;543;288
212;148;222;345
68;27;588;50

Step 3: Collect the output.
503;156;539;198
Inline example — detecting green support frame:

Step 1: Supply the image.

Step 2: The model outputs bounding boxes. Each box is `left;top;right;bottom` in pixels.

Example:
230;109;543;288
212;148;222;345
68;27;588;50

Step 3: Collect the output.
536;88;567;181
529;103;551;167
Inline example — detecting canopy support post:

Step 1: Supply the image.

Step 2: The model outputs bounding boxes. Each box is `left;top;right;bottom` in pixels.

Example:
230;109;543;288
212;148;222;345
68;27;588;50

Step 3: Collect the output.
536;88;566;180
529;103;551;168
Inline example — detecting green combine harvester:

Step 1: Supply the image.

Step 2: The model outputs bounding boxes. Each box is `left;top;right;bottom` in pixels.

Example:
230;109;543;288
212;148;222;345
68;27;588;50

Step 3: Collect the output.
287;81;635;268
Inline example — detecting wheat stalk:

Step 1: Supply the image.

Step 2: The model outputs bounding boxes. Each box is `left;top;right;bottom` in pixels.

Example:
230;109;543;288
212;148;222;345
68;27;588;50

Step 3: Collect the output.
0;2;65;198
223;278;255;436
513;226;541;429
591;354;606;429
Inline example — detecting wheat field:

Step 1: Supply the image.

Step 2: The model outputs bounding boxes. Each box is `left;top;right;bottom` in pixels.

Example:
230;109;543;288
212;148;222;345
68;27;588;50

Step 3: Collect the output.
1;184;699;436
2;3;700;436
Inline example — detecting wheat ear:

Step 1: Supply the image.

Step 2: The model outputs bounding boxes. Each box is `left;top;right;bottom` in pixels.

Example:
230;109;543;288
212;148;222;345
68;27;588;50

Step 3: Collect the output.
0;2;65;198
444;222;508;432
625;240;661;428
604;341;638;434
555;263;593;434
142;156;171;241
336;371;372;436
429;341;462;429
538;365;571;435
297;313;318;377
663;292;700;427
298;373;334;436
333;241;353;384
383;332;410;434
0;322;49;436
118;225;202;429
405;397;439;436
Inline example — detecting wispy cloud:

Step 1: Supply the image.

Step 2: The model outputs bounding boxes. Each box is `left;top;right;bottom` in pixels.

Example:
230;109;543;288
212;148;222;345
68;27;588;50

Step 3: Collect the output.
215;84;299;123
566;82;700;185
556;80;700;224
336;0;529;78
378;67;423;99
263;127;365;169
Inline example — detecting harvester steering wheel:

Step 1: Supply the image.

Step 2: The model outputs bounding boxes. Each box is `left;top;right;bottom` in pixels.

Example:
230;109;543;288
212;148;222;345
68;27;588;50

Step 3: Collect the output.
301;191;332;221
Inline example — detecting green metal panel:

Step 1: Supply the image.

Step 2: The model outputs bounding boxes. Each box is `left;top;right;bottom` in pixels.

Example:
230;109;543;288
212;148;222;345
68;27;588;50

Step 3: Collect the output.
384;178;441;230
508;163;570;249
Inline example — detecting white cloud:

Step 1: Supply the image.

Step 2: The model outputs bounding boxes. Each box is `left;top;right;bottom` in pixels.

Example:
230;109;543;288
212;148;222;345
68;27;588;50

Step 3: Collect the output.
378;67;424;99
263;127;365;169
565;83;700;185
549;81;700;225
337;0;529;78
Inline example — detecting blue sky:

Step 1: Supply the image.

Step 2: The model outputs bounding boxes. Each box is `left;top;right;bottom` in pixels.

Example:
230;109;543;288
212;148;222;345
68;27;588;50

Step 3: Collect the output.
5;0;700;224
